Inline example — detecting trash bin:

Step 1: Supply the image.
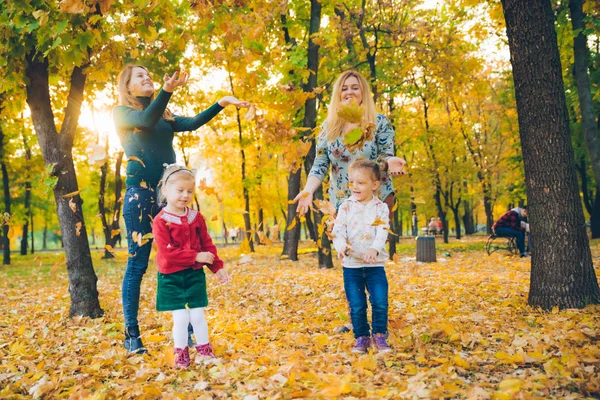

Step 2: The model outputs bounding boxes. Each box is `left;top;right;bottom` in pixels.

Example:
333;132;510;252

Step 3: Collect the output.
416;236;436;262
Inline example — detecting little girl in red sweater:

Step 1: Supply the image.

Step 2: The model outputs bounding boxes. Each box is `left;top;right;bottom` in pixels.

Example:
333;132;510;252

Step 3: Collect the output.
152;164;230;368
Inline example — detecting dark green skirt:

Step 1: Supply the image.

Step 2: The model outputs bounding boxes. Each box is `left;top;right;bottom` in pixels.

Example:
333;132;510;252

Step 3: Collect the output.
156;268;208;311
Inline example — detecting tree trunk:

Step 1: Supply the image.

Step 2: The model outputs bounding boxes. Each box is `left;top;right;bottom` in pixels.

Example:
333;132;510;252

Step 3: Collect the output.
43;222;47;250
282;169;301;260
483;192;494;234
1;162;10;265
304;0;331;268
462;199;475;235
25;54;103;318
98;139;115;259
501;0;600;309
30;210;34;254
569;0;600;239
21;132;32;255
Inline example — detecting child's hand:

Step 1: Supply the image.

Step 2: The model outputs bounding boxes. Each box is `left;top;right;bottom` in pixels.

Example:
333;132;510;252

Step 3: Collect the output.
337;246;352;260
215;269;230;284
337;247;346;260
363;248;379;263
196;252;215;264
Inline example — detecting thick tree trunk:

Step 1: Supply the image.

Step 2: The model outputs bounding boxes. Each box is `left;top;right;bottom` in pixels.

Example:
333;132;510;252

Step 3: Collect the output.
25;55;103;318
483;192;494;234
502;0;600;309
1;162;10;265
304;0;331;268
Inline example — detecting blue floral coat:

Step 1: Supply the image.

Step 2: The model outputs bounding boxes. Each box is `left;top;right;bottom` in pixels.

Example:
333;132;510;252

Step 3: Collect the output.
308;113;396;209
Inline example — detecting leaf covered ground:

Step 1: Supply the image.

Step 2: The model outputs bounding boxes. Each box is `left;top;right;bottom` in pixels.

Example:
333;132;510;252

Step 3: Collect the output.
1;237;600;399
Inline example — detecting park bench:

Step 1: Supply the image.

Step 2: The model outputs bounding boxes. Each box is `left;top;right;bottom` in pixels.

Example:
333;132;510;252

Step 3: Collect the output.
485;234;519;256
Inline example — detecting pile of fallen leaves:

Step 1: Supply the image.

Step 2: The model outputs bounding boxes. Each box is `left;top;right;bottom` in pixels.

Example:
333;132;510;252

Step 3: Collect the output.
1;238;599;399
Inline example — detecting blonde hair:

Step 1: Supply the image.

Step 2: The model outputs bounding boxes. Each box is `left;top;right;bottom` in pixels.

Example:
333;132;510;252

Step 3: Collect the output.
348;158;388;182
157;164;196;204
324;70;377;142
117;65;173;121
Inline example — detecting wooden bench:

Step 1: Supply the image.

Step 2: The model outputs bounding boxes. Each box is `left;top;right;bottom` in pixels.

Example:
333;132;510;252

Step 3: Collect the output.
485;234;519;256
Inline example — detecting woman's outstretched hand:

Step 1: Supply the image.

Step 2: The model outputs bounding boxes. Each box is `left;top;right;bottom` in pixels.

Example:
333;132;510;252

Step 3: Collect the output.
163;71;189;93
388;156;407;176
294;190;313;216
218;96;251;108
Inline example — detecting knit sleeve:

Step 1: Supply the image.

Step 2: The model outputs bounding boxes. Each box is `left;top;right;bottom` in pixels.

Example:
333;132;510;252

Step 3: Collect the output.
113;90;172;130
195;214;224;273
170;102;225;132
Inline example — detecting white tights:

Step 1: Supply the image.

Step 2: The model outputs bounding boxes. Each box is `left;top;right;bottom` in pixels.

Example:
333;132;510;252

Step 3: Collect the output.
172;308;208;349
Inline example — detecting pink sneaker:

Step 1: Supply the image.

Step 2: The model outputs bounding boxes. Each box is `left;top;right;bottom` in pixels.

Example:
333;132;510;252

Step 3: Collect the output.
351;336;371;354
372;333;392;353
174;347;190;368
195;343;216;358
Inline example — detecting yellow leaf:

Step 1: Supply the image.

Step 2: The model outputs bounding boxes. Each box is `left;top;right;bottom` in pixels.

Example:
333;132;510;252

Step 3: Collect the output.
75;222;82;237
69;198;77;213
139;180;147;188
128;156;146;168
105;245;115;254
453;353;470;369
384;227;397;236
145;335;167;343
62;190;80;198
337;100;364;123
498;378;522;393
372;216;387;226
243;104;256;121
287;217;298;231
551;305;559;314
18;325;25;336
7;227;14;239
391;201;398;212
111;229;121;238
142;233;154;240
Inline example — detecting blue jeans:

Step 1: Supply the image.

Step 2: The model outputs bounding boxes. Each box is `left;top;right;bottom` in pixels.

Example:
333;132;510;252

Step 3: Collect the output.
343;267;389;338
494;227;525;254
122;186;161;328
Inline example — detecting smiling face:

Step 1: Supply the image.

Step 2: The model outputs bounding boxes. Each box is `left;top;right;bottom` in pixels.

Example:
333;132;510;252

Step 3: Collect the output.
127;66;155;97
161;173;195;214
340;75;363;106
349;168;380;204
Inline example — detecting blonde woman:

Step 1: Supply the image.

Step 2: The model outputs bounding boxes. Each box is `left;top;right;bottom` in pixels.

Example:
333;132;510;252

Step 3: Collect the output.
296;70;405;214
113;65;248;354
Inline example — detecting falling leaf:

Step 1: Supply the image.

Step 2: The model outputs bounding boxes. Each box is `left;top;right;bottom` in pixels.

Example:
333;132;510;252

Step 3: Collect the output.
343;127;363;146
60;0;86;13
286;217;297;231
336;100;364;123
105;245;115;254
62;190;80;198
243;105;256;121
372;217;387;226
69;198;77;213
139;180;147;188
128;156;146;168
75;222;82;236
384;227;397;236
211;215;218;221
391;201;399;212
87;144;107;166
314;199;336;216
111;229;121;238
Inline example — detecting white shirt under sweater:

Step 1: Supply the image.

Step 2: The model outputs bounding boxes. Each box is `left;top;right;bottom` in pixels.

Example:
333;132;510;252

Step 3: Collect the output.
332;195;390;268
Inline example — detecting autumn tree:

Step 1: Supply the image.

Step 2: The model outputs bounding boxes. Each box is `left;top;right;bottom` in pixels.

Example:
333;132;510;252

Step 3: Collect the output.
501;0;600;309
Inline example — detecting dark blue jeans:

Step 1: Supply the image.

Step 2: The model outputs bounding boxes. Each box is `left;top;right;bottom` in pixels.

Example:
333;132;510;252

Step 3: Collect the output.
343;267;389;338
494;227;525;254
122;186;160;328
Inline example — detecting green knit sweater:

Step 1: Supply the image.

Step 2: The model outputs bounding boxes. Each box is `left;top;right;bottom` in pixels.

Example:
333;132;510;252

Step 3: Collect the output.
113;89;224;187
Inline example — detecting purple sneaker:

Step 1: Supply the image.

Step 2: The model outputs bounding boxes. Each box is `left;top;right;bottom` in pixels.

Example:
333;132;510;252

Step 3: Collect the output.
195;343;216;358
372;333;392;353
351;336;371;354
174;347;190;368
